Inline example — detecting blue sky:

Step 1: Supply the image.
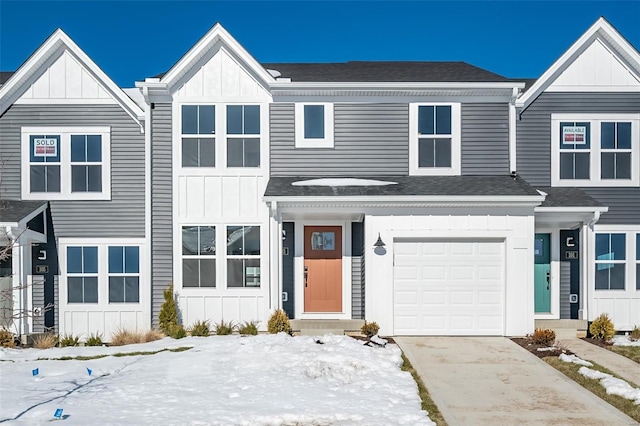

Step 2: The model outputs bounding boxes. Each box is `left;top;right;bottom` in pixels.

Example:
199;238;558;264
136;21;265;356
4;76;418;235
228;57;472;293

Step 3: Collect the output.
1;1;639;87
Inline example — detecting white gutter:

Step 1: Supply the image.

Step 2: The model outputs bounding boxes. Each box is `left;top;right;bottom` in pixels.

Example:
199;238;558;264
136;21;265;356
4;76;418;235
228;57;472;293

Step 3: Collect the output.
535;207;609;214
270;81;526;90
264;195;545;204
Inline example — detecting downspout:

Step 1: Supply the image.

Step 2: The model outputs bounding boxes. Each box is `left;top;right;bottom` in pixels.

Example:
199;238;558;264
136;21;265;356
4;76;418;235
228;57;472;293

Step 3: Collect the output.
142;86;152;329
509;87;519;174
582;211;602;321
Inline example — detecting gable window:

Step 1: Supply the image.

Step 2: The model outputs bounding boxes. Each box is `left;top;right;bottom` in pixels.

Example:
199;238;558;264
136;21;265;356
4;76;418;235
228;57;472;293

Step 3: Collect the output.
67;246;99;303
227;225;260;288
595;233;626;290
108;246;140;303
552;114;639;187
409;103;461;175
227;105;260;167
181;105;215;167
295;103;334;148
182;226;216;288
22;127;110;200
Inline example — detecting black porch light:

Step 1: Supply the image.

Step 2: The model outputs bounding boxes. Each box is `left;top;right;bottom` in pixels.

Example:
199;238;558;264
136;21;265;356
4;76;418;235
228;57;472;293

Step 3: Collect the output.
374;233;386;248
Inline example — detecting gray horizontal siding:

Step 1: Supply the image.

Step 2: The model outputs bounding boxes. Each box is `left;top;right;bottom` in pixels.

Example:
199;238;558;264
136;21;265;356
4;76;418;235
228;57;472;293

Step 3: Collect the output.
270;103;409;176
31;276;45;333
583;188;640;224
517;92;640;186
461;103;510;175
0;104;145;238
351;256;363;319
151;103;173;327
560;262;571;320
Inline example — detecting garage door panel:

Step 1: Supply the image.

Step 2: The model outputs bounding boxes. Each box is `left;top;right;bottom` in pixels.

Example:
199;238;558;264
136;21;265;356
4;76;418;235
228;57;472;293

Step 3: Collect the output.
450;291;474;305
421;243;446;255
394;265;418;280
450;266;475;280
421;266;446;280
421;291;446;305
395;290;419;305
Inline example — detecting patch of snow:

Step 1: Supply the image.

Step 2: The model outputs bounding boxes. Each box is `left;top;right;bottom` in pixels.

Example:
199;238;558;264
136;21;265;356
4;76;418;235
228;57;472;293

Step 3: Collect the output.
558;353;593;366
612;335;640;346
291;178;398;186
371;335;388;346
578;367;640;404
536;347;558;352
0;334;435;425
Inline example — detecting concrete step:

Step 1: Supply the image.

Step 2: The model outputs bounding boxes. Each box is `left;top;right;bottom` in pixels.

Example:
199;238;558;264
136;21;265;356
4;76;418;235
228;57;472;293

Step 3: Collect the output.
290;319;365;336
535;319;588;338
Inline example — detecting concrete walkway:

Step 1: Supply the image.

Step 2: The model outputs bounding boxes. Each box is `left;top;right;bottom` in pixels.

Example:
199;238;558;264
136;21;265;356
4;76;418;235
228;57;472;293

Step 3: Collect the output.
396;337;637;426
561;337;640;385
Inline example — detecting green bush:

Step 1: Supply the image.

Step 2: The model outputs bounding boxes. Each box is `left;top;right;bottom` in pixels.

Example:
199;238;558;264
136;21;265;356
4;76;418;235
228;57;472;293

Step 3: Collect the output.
168;324;187;339
85;333;103;346
158;284;178;334
0;328;15;348
189;320;211;337
214;320;234;336
267;309;292;335
530;328;556;346
237;320;259;335
361;321;380;338
59;334;80;347
630;326;640;342
590;313;615;341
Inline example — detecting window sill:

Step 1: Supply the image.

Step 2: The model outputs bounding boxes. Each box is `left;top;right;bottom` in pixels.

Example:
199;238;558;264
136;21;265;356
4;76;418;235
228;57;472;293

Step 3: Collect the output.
409;167;461;176
294;139;335;149
552;180;640;188
22;192;111;201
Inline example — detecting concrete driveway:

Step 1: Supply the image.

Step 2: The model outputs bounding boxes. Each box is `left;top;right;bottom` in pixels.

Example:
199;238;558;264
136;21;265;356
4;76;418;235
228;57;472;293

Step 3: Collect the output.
396;337;636;426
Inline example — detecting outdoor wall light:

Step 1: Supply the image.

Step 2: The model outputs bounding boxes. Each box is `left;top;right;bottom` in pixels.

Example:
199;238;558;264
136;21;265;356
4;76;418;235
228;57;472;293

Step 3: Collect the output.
374;233;386;248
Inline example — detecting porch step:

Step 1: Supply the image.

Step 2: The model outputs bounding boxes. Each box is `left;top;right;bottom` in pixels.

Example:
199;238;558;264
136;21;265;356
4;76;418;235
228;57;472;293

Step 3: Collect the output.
290;319;365;336
535;319;589;338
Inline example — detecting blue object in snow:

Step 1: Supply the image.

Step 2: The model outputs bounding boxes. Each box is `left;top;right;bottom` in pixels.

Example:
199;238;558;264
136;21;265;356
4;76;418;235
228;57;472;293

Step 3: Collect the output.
32;368;39;376
53;408;63;419
87;368;92;376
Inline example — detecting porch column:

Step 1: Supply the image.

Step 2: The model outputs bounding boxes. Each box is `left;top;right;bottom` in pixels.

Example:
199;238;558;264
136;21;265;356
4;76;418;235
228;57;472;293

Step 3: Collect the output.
269;201;282;313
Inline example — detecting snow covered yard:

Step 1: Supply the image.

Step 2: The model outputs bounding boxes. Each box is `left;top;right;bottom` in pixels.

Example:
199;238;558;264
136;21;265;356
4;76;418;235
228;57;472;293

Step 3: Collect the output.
0;334;434;425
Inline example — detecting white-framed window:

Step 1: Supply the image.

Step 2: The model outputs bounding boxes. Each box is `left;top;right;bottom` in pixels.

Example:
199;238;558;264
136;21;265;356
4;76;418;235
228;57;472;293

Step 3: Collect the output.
226;105;260;167
409;103;461;175
21;127;111;200
181;105;215;167
595;233;626;290
67;246;99;303
551;114;640;187
108;246;140;303
226;225;260;288
294;103;334;148
181;226;216;288
636;233;640;291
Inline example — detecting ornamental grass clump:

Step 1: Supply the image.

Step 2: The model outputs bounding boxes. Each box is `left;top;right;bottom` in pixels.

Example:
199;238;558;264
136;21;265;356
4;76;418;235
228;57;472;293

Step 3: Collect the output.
629;326;640;342
361;321;380;338
168;324;187;339
0;328;15;348
33;333;57;349
267;309;292;335
189;320;211;337
85;333;103;346
237;320;259;336
214;320;234;336
530;328;556;346
590;313;615;341
59;334;80;347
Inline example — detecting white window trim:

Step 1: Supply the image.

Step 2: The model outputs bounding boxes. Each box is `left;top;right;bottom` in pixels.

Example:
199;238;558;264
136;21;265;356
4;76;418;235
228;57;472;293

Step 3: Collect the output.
226;225;261;289
181;225;217;289
294;103;334;148
594;232;627;291
21;126;111;200
636;233;640;291
551;113;640;187
409;103;461;176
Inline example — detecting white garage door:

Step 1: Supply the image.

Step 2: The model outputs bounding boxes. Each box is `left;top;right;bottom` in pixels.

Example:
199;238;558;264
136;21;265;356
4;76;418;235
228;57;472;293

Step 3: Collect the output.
394;240;504;335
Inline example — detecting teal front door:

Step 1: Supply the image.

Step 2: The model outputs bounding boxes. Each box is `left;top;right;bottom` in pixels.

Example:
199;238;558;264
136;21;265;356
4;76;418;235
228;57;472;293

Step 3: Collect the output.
534;233;551;313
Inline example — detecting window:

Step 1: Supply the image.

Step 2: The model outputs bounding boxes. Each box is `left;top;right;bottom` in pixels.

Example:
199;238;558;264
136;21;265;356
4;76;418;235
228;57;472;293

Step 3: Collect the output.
181;105;215;167
67;246;99;303
227;105;260;167
22;127;110;200
409;103;461;175
595;233;626;290
108;246;140;303
182;226;216;288
552;114;639;187
227;226;260;288
295;103;334;148
636;234;640;290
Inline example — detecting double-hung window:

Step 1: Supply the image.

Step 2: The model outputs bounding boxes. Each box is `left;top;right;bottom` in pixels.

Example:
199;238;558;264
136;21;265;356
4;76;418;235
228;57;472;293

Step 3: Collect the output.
108;246;140;303
227;105;260;167
595;233;626;290
409;103;461;175
182;226;216;288
67;246;99;303
295;103;334;148
22;127;110;200
552;114;639;186
636;234;640;290
181;105;215;167
226;226;260;288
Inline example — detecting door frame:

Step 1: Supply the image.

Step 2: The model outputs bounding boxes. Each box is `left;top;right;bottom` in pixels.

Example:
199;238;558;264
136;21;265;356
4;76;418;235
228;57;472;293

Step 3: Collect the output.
294;220;352;320
534;227;560;319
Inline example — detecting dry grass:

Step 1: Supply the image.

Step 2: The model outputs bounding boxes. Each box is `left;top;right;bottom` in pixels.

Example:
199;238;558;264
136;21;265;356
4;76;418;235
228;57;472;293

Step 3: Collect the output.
110;329;164;346
142;330;164;343
401;353;448;426
33;333;58;349
544;357;640;422
607;345;640;364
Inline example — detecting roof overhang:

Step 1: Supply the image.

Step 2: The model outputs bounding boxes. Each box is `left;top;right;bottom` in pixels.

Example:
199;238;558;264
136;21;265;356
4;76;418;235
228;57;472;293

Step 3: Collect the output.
265;194;545;207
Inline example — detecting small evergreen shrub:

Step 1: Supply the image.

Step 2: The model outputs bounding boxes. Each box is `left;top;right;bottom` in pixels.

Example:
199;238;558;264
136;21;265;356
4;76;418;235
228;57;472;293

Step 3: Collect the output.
85;333;103;346
168;324;187;339
214;320;234;335
189;320;211;337
0;328;15;348
629;326;640;342
59;334;80;347
589;313;615;341
361;321;380;338
267;309;292;335
33;333;57;349
237;320;259;335
158;284;178;334
530;328;556;346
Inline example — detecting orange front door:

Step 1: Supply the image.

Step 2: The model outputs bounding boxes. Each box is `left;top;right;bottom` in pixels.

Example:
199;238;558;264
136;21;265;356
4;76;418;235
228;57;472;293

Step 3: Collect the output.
304;226;342;312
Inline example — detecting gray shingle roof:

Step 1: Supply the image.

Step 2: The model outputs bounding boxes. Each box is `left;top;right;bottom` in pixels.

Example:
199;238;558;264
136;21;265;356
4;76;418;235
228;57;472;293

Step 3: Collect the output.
264;175;541;198
0;199;47;223
0;71;14;85
537;187;603;208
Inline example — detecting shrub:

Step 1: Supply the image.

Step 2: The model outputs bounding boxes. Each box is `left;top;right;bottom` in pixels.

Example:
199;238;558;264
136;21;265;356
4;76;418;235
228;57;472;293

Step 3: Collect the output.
237;320;259;336
267;309;292;335
142;330;164;343
530;328;556;346
189;320;211;337
214;320;234;336
33;333;57;349
158;284;178;334
590;313;615;341
110;328;140;346
361;321;380;338
59;334;80;347
168;324;187;339
0;328;15;348
85;333;103;346
630;326;640;342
